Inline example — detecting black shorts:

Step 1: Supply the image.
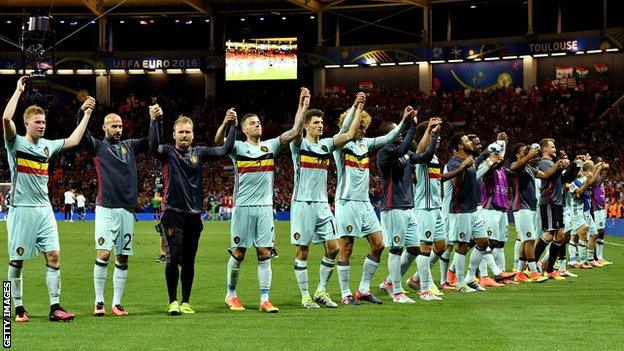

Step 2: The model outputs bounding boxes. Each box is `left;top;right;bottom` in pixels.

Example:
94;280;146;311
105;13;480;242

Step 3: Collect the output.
160;210;203;265
77;207;85;215
540;204;564;232
64;204;72;212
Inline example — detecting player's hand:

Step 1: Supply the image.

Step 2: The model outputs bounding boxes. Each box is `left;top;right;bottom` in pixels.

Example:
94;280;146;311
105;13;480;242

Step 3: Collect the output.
354;92;366;106
461;156;474;170
299;87;310;108
81;96;96;112
223;108;238;126
150;104;163;120
488;152;502;164
16;76;27;93
497;132;508;143
402;106;415;123
527;148;539;158
428;117;442;132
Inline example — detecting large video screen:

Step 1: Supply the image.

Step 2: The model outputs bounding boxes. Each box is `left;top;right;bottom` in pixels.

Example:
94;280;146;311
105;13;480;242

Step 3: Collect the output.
225;38;297;81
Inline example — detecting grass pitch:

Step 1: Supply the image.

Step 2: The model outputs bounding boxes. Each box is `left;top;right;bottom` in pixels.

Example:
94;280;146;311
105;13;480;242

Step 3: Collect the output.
1;220;623;350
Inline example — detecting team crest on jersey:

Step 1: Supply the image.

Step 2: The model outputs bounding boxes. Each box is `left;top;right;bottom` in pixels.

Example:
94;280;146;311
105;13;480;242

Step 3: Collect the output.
16;247;24;256
526;232;532;238
346;225;353;233
293;232;301;240
98;237;105;246
260;146;269;152
359;144;366;152
393;235;400;244
487;230;493;237
233;236;241;244
167;228;174;237
190;155;199;164
321;145;328;152
599;222;604;227
43;146;50;157
425;231;432;239
459;232;465;240
120;146;128;154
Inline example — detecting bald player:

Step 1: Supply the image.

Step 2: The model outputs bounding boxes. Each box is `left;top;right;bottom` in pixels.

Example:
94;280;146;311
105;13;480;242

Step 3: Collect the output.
80;106;150;317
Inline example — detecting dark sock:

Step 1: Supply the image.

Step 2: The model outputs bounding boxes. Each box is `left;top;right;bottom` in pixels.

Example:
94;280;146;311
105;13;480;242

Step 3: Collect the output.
557;242;567;260
16;306;25;315
546;242;561;272
181;263;195;303
50;303;61;313
534;238;549;261
165;263;180;303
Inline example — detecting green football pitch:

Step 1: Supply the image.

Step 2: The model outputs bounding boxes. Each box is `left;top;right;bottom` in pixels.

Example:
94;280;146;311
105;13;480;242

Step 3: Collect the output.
1;221;623;350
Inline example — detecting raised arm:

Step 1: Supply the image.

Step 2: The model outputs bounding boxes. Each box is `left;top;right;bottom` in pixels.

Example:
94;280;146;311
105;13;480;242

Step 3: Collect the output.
332;93;366;149
213;108;238;146
76;97;99;154
442;156;474;187
476;153;501;180
368;107;411;150
510;147;539;172
411;117;441;162
280;87;310;147
61;97;95;151
3;76;27;141
411;131;439;165
149;104;164;154
200;119;236;159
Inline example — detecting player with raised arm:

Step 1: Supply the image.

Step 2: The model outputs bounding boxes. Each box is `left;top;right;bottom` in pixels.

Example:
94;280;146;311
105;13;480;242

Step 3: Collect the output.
377;113;440;302
333;96;409;305
591;157;611;265
4;76;93;322
150;105;236;315
79;99;151;317
224;88;309;313
289;93;365;309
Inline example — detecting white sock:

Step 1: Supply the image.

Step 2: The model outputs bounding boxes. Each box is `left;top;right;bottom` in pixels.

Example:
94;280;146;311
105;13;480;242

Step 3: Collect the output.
528;261;538;272
479;258;489;277
439;249;451;285
258;259;272;303
317;257;335;293
112;262;127;307
428;250;441;283
453;252;466;288
596;239;604;260
467;248;485;283
578;240;588;263
483;250;503;276
46;266;61;305
399;250;417;277
226;256;242;298
517;259;526;273
388;253;403;295
513;239;521;271
8;265;23;307
493;247;506;272
417;253;432;292
93;258;108;304
358;255;380;294
337;262;351;298
568;243;578;264
294;259;309;299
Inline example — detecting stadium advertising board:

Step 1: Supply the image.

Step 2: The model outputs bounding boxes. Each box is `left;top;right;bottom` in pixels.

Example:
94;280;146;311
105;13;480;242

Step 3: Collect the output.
433;59;523;92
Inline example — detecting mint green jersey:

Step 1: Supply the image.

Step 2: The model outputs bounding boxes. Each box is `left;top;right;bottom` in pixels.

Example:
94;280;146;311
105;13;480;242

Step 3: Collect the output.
333;110;404;202
413;154;442;210
566;177;585;214
229;138;281;206
5;135;64;207
291;137;334;202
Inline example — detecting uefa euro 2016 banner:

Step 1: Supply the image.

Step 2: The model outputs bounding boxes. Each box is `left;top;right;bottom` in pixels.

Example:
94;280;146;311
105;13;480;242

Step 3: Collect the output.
432;59;524;92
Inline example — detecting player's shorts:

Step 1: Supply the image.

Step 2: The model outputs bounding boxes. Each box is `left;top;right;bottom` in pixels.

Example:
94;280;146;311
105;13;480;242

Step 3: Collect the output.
540;204;564;231
95;206;136;255
290;201;337;246
513;209;538;242
225;207;232;215
534;206;542;238
64;204;72;213
414;208;446;243
482;209;509;242
8;206;59;260
77;207;85;215
563;208;586;234
583;211;598;236
335;199;381;238
160;209;203;264
447;211;487;243
381;208;418;248
592;209;607;230
231;206;274;248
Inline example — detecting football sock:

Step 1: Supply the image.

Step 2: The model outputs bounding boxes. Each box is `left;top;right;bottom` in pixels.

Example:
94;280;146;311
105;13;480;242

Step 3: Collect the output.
113;262;128;306
226;256;242;298
317;257;335;292
294;259;309;298
45;265;61;306
8;264;23;308
93;258;108;304
258;258;272;303
358;254;379;294
416;252;431;292
337;261;351;298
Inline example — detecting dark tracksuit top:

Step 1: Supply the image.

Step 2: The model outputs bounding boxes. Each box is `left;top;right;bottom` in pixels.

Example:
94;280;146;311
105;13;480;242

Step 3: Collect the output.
148;120;236;214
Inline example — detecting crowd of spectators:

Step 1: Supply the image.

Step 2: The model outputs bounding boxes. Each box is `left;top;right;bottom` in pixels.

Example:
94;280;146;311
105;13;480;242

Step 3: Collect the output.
0;82;622;215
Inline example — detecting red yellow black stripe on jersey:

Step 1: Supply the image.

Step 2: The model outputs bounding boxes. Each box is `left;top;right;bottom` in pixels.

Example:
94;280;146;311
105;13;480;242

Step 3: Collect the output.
235;153;275;174
16;151;49;176
343;149;369;170
300;149;330;170
428;162;441;179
